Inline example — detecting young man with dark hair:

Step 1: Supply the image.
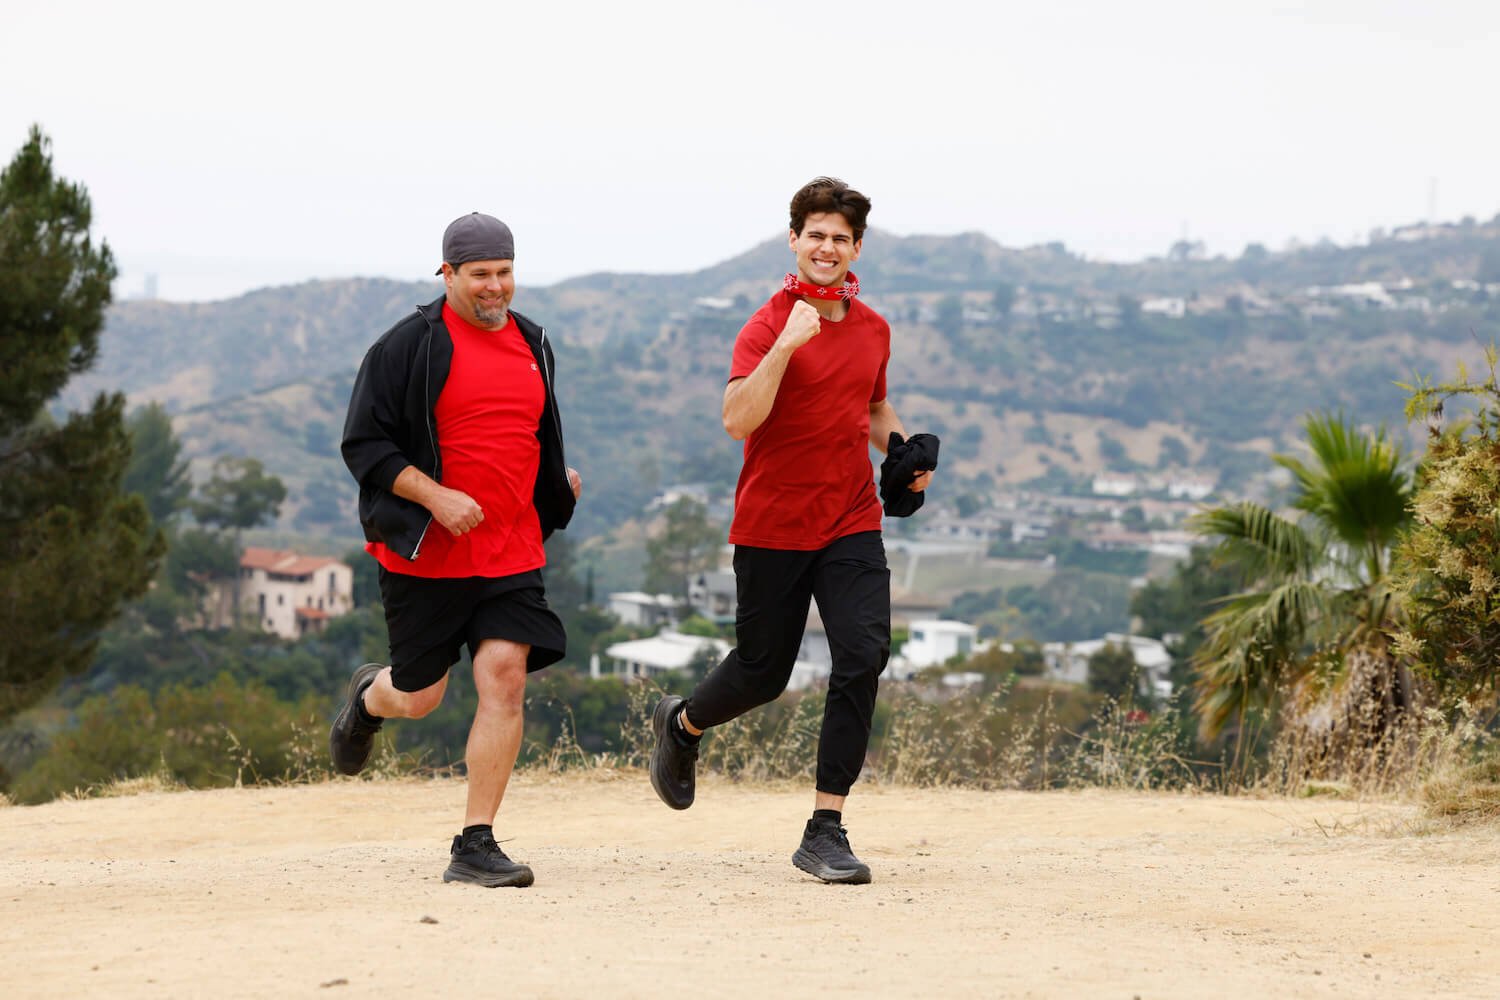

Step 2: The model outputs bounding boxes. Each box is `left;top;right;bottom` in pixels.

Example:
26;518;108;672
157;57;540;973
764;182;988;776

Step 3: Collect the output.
648;177;936;884
335;212;583;888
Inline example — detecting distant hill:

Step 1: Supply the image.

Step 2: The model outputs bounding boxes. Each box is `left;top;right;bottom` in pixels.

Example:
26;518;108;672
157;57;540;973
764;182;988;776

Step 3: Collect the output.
71;217;1500;542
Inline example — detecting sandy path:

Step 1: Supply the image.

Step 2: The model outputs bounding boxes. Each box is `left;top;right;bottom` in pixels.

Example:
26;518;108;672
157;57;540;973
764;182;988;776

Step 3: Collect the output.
2;772;1498;998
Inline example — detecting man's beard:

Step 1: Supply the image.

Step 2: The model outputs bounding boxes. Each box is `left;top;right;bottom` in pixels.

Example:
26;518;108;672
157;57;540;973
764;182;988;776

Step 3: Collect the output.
473;300;510;326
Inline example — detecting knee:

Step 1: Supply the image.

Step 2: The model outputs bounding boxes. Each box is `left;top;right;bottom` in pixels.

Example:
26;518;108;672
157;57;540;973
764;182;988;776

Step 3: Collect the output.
402;681;447;719
831;637;890;685
735;656;795;707
474;645;528;710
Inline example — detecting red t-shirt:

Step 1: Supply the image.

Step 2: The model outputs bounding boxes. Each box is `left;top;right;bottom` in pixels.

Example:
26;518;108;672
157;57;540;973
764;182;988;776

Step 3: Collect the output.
370;304;546;578
728;290;890;550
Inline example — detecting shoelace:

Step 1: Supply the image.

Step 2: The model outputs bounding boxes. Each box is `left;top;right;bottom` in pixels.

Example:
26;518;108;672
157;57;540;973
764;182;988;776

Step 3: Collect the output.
466;835;509;861
811;823;854;851
349;712;382;739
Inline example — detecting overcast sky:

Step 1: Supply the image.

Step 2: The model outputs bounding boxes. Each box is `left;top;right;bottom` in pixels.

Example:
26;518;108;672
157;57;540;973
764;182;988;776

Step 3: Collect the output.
6;1;1498;302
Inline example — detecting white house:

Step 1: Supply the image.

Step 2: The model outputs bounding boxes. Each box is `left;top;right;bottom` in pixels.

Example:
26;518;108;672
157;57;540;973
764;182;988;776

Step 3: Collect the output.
607;591;680;628
900;619;979;669
1042;632;1173;699
1141;296;1187;319
594;628;826;690
595;630;729;680
205;547;354;639
1166;475;1217;501
687;570;736;625
1091;473;1138;497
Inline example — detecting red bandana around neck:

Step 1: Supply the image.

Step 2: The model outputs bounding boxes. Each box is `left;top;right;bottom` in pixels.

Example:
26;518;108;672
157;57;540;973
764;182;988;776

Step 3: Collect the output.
784;271;860;301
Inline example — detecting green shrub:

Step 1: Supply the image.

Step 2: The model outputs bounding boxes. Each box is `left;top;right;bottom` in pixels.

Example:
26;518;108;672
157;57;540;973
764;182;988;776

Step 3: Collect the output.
10;674;341;803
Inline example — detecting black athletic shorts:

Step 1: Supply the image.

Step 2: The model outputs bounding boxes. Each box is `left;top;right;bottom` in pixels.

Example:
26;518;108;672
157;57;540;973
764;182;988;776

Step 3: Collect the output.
377;568;566;692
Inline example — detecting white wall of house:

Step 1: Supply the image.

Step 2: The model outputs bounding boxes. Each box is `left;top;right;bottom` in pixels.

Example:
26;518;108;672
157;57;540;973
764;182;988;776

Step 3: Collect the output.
607;591;680;628
901;619;978;668
205;550;353;639
1042;633;1173;698
243;562;354;638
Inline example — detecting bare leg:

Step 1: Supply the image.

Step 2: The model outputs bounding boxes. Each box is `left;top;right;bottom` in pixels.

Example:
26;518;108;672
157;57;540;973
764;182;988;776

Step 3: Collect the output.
462;639;529;828
815;791;846;814
363;667;448;719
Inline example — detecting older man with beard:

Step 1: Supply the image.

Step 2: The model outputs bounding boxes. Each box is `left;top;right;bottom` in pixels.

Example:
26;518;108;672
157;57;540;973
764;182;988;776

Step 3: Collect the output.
335;212;582;888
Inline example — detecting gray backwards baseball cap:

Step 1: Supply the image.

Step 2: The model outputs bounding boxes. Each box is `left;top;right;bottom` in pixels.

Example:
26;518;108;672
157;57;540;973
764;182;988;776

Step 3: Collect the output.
436;212;515;274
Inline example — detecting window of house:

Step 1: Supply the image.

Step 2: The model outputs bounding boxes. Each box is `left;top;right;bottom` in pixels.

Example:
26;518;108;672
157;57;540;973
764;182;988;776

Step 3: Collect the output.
277;594;284;606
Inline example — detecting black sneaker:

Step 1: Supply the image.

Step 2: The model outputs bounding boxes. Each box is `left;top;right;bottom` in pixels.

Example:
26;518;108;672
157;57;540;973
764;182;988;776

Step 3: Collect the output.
792;819;872;884
329;662;385;776
649;695;698;810
443;832;535;888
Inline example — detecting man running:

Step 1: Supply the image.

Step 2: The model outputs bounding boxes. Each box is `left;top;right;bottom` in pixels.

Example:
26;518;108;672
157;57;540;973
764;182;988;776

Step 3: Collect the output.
648;177;934;884
334;212;582;888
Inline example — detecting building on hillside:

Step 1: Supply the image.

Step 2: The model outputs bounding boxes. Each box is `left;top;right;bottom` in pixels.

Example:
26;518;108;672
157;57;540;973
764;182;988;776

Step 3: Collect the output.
606;591;681;629
1141;296;1187;319
594;630;729;681
1166;475;1217;501
204;547;354;639
898;619;980;673
594;627;827;691
1091;473;1139;497
1042;632;1172;699
687;570;736;625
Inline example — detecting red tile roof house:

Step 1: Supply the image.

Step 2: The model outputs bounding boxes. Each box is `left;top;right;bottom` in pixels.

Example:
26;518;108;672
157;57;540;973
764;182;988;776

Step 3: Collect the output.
204;547;354;638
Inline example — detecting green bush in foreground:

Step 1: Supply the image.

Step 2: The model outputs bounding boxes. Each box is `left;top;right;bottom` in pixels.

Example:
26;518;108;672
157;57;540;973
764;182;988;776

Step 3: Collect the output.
9;674;340;804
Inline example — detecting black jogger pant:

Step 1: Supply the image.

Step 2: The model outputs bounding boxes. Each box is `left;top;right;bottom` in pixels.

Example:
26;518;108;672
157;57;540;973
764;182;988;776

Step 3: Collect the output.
684;530;891;796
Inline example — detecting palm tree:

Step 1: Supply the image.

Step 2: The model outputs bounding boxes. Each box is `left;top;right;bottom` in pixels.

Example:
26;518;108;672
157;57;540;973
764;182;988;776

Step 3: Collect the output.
1190;414;1414;748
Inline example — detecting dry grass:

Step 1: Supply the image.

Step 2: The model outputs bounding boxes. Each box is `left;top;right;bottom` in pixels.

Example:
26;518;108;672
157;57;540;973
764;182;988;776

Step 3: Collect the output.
19;675;1498;827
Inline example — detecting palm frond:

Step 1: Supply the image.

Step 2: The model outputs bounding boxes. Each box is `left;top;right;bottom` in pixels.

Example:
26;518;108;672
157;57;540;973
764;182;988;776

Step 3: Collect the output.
1190;502;1321;580
1193;579;1329;738
1275;412;1412;564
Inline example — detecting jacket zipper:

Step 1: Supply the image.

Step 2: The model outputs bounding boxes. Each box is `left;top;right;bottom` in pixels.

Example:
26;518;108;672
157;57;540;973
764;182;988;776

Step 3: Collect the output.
410;311;440;561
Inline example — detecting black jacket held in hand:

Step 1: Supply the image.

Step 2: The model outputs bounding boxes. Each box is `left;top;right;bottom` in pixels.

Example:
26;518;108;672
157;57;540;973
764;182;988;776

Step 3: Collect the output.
879;431;940;517
341;296;576;561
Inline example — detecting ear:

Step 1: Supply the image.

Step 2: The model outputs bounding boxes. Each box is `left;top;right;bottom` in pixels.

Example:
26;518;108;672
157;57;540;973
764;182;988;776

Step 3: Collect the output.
850;238;862;263
788;228;799;251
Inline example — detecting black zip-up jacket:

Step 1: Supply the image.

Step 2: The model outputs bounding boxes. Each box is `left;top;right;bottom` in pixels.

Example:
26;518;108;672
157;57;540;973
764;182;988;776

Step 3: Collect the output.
341;296;576;562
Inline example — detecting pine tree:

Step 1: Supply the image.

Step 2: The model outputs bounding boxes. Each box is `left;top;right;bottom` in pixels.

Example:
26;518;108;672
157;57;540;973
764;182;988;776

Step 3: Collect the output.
0;126;164;724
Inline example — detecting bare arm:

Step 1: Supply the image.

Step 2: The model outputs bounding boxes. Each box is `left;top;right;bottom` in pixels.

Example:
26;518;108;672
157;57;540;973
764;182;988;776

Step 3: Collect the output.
870;399;934;493
868;398;907;453
392;465;483;537
722;301;822;440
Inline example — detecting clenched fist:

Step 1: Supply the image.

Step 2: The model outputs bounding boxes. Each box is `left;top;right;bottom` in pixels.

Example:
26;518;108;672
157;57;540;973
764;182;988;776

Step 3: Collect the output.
431;485;484;537
778;299;822;351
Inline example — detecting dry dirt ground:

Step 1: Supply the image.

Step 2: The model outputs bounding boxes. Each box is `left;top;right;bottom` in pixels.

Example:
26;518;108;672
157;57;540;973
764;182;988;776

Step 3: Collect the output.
3;772;1498;998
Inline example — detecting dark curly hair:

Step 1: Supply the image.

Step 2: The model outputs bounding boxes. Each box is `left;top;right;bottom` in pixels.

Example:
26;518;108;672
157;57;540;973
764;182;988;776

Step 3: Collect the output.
789;176;871;242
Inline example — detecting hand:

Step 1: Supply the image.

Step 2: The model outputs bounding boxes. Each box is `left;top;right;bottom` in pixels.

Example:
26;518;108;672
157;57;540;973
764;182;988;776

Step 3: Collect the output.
778;300;821;351
567;467;582;500
429;486;484;537
909;470;934;493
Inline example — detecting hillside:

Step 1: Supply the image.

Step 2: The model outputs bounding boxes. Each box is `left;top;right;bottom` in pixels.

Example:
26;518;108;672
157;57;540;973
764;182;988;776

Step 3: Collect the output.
68;218;1500;543
3;775;1496;998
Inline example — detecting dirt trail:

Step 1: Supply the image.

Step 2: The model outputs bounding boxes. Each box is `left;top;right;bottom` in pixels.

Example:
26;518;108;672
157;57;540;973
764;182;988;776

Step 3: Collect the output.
3;773;1498;998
